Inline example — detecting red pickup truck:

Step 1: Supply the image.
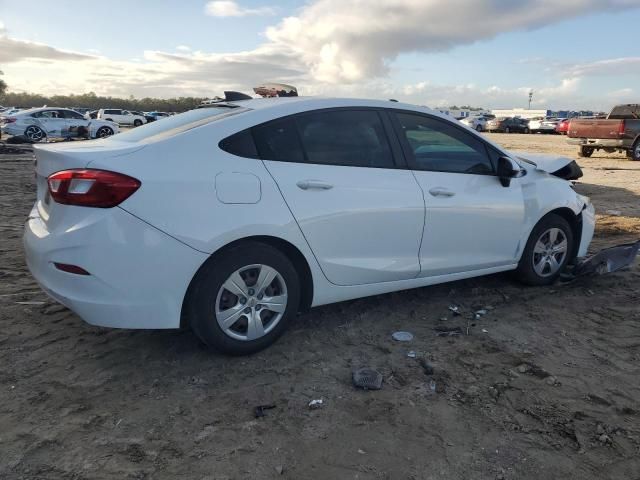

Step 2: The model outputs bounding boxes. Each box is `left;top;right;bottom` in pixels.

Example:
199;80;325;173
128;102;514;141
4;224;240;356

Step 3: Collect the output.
567;104;640;160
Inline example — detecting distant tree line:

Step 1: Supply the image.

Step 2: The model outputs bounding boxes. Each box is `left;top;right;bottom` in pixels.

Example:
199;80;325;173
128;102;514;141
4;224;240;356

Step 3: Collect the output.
0;90;208;112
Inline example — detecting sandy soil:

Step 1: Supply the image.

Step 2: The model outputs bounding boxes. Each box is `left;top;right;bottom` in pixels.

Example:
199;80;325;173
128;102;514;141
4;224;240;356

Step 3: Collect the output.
1;134;639;480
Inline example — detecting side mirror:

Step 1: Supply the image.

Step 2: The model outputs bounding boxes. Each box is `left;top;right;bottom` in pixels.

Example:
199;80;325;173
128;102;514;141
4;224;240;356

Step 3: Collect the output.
497;156;520;187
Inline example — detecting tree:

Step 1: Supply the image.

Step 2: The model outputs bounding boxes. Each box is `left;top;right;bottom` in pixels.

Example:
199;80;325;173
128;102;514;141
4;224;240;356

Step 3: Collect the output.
0;78;7;100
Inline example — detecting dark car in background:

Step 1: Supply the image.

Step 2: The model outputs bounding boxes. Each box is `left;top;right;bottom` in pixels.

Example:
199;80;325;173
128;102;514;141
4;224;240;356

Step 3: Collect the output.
485;117;530;133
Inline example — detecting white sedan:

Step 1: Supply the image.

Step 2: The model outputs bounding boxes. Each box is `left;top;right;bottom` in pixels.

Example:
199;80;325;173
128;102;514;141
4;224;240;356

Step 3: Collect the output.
24;97;595;355
2;107;119;142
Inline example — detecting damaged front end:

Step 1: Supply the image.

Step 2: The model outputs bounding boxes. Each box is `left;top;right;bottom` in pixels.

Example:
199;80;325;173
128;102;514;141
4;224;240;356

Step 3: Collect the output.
515;152;583;180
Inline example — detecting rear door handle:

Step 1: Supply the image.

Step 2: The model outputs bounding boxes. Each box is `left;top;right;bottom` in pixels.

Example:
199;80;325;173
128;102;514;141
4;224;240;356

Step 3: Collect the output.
428;187;455;197
296;180;334;190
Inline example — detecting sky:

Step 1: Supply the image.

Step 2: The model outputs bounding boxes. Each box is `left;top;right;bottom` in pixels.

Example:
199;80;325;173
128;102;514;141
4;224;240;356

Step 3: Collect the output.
0;0;638;110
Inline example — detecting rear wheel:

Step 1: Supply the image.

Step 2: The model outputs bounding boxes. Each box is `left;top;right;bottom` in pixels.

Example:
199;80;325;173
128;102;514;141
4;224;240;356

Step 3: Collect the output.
95;126;114;138
523;127;530;134
186;242;301;355
24;125;46;143
629;141;640;161
505;127;511;133
578;146;594;158
475;124;483;132
133;119;143;127
515;214;573;286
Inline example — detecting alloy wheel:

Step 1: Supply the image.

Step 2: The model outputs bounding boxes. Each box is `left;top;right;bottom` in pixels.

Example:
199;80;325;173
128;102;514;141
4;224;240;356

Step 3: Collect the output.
25;126;45;142
532;228;568;277
215;264;288;341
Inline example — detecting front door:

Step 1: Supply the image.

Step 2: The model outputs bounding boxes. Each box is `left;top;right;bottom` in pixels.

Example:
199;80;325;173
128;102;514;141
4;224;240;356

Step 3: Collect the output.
256;109;425;286
391;111;525;277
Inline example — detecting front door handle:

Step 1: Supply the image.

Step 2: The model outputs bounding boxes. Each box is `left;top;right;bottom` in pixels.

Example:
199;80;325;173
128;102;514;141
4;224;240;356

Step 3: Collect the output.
296;180;334;190
428;187;455;197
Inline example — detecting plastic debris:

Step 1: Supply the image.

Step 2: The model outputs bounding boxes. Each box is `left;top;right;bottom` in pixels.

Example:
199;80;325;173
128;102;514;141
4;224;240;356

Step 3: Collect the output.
16;301;45;305
605;209;622;216
392;331;414;342
481;328;489;333
448;305;461;315
429;379;437;392
434;326;463;337
407;351;417;358
475;309;488;316
308;399;323;409
254;404;276;418
572;240;640;277
352;368;383;390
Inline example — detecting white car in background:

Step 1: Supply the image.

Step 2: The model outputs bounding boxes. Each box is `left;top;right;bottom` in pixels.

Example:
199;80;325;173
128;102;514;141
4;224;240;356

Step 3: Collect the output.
1;107;119;142
24;97;594;355
97;109;147;127
460;114;494;131
529;117;562;134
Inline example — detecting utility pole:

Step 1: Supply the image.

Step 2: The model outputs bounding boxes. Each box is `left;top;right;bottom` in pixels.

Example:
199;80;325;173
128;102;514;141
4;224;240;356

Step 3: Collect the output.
528;90;533;110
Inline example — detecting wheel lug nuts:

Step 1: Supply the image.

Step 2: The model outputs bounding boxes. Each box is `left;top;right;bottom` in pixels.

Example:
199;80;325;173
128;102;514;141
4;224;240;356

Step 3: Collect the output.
257;294;263;300
239;297;247;304
248;289;255;296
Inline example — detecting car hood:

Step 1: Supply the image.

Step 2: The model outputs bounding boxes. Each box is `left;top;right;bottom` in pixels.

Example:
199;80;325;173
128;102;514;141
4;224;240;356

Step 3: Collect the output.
512;151;583;180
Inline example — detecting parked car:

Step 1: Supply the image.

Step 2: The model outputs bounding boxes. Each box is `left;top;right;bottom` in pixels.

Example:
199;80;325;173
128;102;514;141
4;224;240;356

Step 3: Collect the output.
84;110;99;120
555;118;570;135
146;111;171;122
567;104;640;160
24;97;594;355
485;117;530;133
1;107;119;142
1;107;22;118
460;114;495;132
529;117;562;134
97;109;147;126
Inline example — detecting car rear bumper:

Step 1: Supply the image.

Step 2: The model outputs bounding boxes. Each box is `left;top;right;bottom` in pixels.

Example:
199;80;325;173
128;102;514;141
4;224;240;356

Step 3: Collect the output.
1;124;22;137
567;138;627;148
23;204;207;329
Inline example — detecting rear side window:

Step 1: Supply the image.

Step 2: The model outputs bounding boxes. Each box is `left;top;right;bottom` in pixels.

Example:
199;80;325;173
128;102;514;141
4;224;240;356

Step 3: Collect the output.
219;129;259;158
394;112;494;175
252;118;305;163
295;110;394;168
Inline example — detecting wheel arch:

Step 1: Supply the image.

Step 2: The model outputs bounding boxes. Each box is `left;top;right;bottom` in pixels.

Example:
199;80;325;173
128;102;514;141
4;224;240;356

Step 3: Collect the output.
180;235;314;329
539;207;583;262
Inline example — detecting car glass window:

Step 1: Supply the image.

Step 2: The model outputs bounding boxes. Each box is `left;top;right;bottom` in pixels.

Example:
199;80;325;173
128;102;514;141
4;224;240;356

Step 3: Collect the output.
65;110;84;119
252;117;305;163
294;110;394;168
395;112;494;175
219;129;259;158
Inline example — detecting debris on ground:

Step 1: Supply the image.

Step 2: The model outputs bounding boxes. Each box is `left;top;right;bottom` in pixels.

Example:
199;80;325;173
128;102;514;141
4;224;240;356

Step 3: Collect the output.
392;331;414;342
407;351;416;358
308;399;323;409
448;305;461;316
254;404;276;418
605;209;622;216
434;326;463;337
352;368;383;390
571;240;640;277
419;358;434;375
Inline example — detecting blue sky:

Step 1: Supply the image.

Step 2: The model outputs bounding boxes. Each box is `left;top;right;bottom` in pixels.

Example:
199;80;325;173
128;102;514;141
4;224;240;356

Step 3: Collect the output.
1;0;638;110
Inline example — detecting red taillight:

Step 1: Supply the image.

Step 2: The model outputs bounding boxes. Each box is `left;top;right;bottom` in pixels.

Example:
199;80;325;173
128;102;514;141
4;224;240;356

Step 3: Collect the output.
618;120;626;137
4;117;17;124
47;169;141;208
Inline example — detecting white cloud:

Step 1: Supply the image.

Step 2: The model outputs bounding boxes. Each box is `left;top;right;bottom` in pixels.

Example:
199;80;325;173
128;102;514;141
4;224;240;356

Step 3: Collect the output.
204;1;275;17
565;57;640;77
176;45;191;52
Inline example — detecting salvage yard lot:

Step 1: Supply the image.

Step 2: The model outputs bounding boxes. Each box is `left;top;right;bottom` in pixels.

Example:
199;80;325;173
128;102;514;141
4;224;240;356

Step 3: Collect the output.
1;133;639;479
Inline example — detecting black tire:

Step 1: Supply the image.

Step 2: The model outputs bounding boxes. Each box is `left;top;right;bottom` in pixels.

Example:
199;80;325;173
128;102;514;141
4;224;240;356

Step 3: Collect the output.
476;124;483;132
523;127;530;134
578;146;594;158
133;119;143;127
95;126;114;138
505;127;510;133
24;125;46;143
515;214;574;286
629;140;640;161
186;242;301;355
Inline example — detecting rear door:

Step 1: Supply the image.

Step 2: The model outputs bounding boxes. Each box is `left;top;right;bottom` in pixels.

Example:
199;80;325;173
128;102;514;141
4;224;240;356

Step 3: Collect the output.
390;111;525;276
33;110;67;137
256;108;425;286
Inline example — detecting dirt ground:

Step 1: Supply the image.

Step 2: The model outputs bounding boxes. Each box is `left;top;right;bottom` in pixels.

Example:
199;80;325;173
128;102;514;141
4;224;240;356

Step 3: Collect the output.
1;133;639;480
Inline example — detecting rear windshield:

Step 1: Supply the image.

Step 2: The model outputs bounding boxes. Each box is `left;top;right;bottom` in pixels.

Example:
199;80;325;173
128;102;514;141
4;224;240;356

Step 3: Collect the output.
113;106;249;143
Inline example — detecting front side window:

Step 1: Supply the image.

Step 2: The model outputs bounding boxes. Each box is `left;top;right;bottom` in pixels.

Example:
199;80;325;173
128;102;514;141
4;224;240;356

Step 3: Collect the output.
395;112;494;175
295;110;394;168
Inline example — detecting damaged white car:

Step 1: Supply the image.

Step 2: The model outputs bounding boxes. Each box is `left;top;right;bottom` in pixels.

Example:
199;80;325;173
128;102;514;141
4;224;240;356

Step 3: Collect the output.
1;107;119;142
24;96;595;354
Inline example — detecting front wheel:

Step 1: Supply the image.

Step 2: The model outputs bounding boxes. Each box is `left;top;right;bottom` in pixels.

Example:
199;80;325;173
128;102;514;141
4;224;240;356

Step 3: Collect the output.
95;126;114;138
475;124;483;132
515;214;574;286
133;119;142;127
578;146;594;157
505;127;511;133
186;242;301;355
523;127;530;134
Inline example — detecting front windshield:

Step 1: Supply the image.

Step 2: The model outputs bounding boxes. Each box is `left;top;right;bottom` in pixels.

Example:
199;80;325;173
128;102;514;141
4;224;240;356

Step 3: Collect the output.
112;106;249;143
